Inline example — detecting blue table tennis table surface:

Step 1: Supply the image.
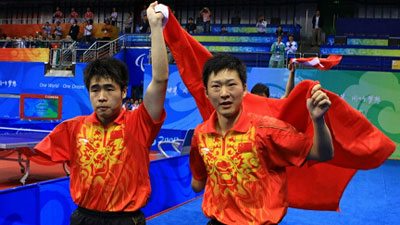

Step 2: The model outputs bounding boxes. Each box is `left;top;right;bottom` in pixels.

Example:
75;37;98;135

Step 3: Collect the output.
0;126;53;185
0;132;48;149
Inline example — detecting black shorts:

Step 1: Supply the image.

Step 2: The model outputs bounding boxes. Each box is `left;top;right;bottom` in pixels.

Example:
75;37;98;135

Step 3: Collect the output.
70;206;146;225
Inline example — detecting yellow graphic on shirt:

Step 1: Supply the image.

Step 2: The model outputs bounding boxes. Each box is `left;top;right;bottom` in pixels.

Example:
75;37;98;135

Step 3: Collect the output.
198;126;271;223
74;122;128;210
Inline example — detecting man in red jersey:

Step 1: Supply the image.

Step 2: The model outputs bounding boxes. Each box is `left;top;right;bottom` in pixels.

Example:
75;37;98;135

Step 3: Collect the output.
190;53;334;224
160;4;394;217
34;2;168;225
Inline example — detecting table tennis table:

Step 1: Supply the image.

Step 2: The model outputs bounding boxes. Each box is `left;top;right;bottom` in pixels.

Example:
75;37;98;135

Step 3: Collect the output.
0;127;69;185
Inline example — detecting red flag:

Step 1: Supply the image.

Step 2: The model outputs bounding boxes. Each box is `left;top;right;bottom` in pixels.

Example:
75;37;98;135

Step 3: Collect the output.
290;55;342;70
163;7;395;211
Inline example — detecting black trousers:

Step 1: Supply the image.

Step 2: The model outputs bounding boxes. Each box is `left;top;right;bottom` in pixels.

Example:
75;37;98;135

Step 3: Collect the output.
70;206;146;225
207;219;225;225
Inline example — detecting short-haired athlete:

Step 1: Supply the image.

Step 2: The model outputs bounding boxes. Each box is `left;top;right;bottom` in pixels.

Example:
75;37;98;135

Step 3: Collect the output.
33;2;168;225
190;53;334;224
159;7;394;221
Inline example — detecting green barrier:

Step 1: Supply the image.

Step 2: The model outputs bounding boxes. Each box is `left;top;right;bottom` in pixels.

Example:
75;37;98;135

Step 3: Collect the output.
297;69;400;159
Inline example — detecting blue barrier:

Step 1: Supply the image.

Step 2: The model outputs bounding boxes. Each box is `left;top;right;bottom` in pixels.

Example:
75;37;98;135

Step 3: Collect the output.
0;154;200;225
337;18;400;37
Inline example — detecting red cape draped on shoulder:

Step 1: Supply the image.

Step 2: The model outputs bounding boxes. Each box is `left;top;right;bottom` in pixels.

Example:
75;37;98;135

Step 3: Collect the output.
163;7;395;211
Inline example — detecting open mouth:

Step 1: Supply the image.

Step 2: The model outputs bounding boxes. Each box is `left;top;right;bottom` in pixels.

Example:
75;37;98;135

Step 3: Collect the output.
220;102;232;109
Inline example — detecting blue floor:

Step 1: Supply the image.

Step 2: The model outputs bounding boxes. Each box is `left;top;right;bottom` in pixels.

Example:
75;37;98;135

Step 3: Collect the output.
147;160;400;225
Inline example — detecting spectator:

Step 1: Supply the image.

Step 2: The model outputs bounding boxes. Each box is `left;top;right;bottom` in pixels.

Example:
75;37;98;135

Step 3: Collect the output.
16;36;26;48
285;34;297;54
69;19;80;41
269;35;285;68
312;10;323;47
140;4;147;22
200;7;211;33
53;6;63;23
2;36;12;48
185;17;197;34
110;7;118;26
251;83;270;97
84;7;94;22
36;33;47;48
231;10;241;24
54;21;63;39
220;25;228;34
251;63;296;99
69;8;79;24
139;15;150;33
131;99;140;111
102;19;112;40
256;16;268;34
26;34;36;48
275;25;284;36
124;12;133;33
83;19;93;43
41;22;52;38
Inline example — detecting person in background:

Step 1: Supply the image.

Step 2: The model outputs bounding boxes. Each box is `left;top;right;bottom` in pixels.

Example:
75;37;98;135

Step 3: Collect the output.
102;19;112;40
131;99;140;111
69;19;80;41
220;25;228;34
139;15;150;33
84;7;94;22
53;6;63;23
269;35;285;68
200;7;211;33
312;10;323;47
124;12;133;33
83;19;93;43
140;4;147;22
251;83;270;97
275;25;284;36
69;8;79;24
256;15;267;34
230;10;241;24
54;21;63;39
110;7;118;26
42;22;52;38
185;17;197;34
285;34;297;54
252;63;296;99
33;2;169;225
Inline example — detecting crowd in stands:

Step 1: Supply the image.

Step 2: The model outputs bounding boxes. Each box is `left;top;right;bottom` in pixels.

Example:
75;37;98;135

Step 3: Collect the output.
0;5;138;49
122;97;143;111
0;4;304;68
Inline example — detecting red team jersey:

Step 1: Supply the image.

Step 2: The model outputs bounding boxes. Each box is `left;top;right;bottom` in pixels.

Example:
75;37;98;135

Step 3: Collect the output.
191;107;312;224
35;105;165;211
162;4;395;214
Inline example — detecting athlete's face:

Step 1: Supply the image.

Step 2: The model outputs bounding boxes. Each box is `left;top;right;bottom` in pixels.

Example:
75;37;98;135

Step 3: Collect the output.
89;76;126;126
206;69;247;120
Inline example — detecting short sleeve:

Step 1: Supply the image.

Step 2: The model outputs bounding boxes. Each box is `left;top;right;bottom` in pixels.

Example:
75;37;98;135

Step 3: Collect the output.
34;121;72;163
189;130;207;181
126;104;166;148
256;118;312;168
